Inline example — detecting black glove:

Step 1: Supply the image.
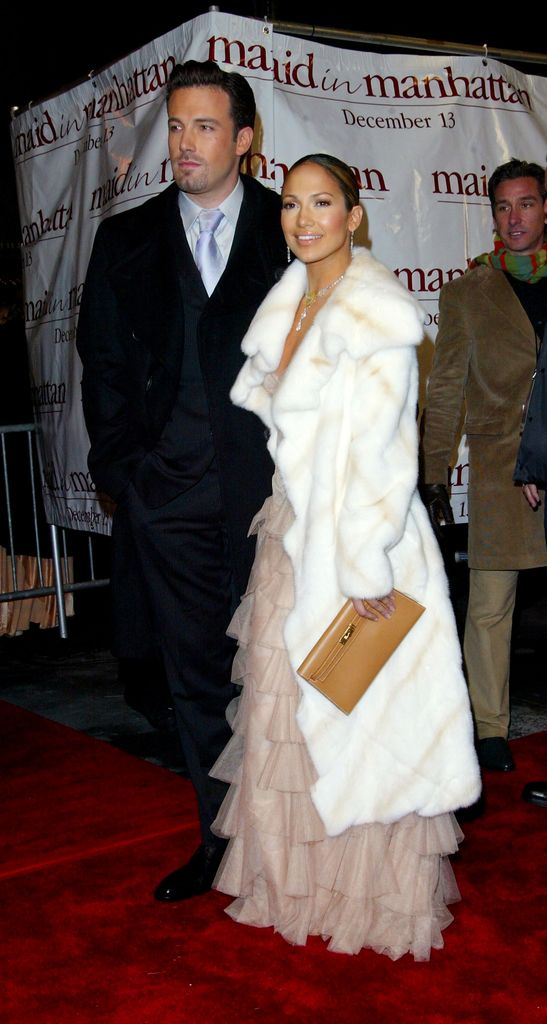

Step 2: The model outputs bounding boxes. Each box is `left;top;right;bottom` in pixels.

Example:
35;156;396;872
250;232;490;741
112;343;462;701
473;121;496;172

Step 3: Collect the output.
420;483;454;536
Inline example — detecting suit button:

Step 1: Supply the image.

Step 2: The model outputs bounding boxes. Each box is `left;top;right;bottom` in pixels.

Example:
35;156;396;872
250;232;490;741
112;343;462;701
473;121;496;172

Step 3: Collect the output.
145;376;152;392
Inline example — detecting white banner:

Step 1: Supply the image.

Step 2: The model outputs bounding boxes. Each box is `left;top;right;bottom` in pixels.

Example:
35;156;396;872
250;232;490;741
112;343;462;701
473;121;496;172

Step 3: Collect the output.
11;13;547;533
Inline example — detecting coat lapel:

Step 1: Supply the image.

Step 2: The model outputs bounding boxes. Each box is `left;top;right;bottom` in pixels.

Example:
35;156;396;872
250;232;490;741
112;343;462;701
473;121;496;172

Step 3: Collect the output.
211;179;280;311
108;184;186;371
477;267;536;342
232;249;424;423
166;194;208;304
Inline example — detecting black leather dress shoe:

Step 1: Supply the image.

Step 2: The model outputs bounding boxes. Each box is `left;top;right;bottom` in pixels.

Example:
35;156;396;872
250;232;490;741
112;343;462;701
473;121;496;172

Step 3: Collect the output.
478;737;515;772
154;844;226;902
121;659;178;735
521;781;547;806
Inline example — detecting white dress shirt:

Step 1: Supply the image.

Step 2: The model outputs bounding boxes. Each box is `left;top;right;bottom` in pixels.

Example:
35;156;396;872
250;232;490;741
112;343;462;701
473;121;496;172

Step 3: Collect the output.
177;178;244;276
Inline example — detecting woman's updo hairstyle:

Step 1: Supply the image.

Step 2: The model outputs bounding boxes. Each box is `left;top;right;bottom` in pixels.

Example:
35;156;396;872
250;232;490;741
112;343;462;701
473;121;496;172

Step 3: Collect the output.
287;153;360;211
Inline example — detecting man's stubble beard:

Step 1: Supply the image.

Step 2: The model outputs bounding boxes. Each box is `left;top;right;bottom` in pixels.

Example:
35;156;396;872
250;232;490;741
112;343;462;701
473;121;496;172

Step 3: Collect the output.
174;165;209;196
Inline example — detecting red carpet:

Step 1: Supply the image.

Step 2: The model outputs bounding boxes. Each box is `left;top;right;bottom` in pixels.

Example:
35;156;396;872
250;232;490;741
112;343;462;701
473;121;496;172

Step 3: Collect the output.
2;701;546;1024
1;701;194;879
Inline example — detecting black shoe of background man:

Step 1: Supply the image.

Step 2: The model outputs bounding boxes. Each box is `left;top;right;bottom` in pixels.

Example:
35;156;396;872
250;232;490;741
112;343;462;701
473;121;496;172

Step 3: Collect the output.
478;736;515;772
120;657;177;734
154;844;227;902
521;781;547;806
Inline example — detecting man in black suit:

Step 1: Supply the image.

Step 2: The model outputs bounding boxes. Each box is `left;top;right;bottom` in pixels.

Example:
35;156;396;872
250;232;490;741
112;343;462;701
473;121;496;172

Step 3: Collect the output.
77;60;286;899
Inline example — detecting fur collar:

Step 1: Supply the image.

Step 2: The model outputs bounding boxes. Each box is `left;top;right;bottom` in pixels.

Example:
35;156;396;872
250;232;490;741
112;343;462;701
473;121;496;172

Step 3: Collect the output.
231;248;424;416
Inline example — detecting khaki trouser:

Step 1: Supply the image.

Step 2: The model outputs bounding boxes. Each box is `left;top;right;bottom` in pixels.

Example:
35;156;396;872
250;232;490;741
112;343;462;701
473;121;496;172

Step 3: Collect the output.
463;568;519;740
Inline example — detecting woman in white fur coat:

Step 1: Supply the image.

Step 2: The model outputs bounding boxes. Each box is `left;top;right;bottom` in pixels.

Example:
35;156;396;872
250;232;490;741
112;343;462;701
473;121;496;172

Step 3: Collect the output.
211;154;481;960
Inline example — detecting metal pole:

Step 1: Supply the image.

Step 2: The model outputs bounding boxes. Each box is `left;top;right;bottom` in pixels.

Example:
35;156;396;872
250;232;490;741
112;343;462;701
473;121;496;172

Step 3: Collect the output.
271;22;547;65
49;523;68;638
1;433;18;591
26;428;44;586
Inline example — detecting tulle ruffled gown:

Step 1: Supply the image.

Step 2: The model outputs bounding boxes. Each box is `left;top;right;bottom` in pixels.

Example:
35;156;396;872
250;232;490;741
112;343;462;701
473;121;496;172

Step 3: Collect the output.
211;377;463;961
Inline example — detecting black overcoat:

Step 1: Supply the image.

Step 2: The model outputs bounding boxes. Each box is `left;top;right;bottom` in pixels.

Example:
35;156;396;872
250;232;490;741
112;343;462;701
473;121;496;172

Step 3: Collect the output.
77;176;286;604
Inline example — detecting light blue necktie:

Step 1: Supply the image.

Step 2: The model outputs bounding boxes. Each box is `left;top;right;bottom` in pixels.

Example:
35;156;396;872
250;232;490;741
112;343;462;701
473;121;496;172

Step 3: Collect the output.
194;209;224;295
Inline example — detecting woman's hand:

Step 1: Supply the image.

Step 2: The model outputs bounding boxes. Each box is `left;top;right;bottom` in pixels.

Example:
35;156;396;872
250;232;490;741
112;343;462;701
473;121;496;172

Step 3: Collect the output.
352;591;396;620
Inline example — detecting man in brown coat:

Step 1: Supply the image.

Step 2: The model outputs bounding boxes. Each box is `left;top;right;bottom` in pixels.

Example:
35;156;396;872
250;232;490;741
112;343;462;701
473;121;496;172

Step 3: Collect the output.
422;158;547;772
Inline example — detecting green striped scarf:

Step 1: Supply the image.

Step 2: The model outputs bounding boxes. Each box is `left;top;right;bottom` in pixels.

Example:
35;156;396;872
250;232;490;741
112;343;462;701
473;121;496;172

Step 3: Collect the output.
470;233;547;283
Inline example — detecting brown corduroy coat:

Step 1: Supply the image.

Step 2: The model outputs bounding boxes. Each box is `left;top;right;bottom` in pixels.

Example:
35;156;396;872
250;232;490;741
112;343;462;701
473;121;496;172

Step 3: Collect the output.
422;264;547;570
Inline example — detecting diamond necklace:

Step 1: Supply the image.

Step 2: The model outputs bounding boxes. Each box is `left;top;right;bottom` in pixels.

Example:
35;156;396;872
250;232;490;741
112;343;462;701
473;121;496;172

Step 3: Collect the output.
294;273;345;333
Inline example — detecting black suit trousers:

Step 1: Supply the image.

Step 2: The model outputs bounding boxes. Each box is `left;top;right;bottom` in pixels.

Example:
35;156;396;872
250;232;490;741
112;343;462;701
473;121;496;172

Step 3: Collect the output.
112;463;240;845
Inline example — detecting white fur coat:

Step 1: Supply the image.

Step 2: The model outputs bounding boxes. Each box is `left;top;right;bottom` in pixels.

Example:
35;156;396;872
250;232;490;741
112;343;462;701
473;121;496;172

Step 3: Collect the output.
231;248;481;836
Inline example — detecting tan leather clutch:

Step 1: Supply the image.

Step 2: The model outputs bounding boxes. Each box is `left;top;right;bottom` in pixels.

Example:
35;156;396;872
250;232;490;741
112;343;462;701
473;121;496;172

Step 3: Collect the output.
297;590;426;714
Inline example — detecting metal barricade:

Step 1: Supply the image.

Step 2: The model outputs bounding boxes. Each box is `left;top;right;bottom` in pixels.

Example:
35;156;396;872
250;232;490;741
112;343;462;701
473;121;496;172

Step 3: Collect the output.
0;422;109;638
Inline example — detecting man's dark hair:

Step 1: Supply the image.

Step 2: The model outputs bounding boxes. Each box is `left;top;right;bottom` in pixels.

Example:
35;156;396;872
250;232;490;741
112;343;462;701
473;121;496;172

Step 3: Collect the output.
166;60;256;138
488;158;547;209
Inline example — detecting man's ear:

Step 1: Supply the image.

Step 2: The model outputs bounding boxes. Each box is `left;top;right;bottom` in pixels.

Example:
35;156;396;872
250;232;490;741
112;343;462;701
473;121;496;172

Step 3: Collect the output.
236;126;253;157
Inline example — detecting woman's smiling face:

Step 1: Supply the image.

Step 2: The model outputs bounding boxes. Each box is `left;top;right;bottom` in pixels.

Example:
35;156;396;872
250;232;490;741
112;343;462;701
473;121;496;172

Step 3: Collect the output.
281;162;362;271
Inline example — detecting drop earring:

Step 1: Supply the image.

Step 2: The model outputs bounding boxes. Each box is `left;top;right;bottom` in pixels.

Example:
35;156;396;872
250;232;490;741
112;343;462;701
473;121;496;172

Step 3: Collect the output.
287;245;292;264
350;231;354;255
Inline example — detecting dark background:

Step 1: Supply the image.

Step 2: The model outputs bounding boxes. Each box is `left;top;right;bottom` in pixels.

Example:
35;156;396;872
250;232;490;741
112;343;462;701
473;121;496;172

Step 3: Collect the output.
1;4;546;253
0;5;545;670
